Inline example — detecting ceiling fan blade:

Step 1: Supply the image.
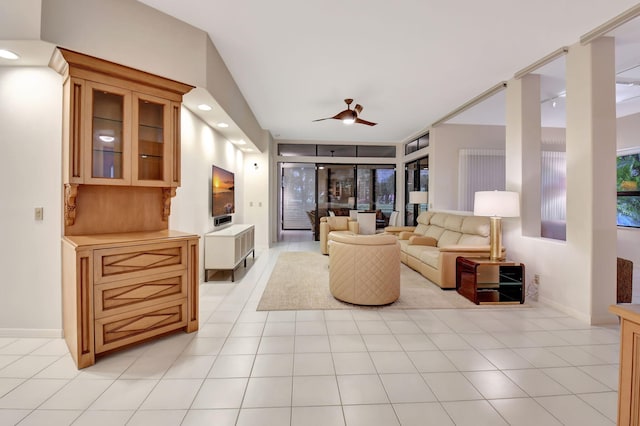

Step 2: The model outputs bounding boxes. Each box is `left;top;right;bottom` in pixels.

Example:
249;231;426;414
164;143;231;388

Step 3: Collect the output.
354;104;363;115
355;117;377;126
312;117;334;122
333;109;355;121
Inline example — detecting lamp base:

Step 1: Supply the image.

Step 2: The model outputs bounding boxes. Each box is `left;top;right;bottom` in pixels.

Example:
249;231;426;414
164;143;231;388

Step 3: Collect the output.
489;216;504;261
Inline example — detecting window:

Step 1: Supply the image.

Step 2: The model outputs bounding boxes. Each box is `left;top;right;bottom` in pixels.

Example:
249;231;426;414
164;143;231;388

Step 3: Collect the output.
278;144;316;156
617;149;640;227
405;132;429;155
278;143;395;158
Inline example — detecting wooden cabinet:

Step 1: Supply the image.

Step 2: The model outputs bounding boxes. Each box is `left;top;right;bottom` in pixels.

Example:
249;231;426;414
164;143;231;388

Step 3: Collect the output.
62;231;199;369
204;225;255;282
51;48;190;188
609;304;640;426
51;48;199;368
50;48;192;234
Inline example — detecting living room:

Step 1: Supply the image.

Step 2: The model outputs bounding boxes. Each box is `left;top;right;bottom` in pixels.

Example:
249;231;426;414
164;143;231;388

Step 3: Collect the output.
2;0;640;424
4;0;640;330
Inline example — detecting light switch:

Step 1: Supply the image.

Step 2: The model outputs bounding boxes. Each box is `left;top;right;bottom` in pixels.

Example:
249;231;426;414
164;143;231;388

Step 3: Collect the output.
35;207;44;221
250;201;254;207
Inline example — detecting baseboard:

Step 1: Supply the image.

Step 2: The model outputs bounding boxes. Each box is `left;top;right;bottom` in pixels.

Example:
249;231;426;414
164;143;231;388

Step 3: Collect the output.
0;328;63;338
538;297;619;325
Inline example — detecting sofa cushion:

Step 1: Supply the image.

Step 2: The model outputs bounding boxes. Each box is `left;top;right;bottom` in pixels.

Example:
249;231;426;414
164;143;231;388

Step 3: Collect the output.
414;223;429;234
423;225;446;240
444;214;464;232
461;216;490;237
458;233;490;245
409;236;438;246
418;247;440;269
405;244;431;260
397;238;410;252
416;211;435;225
429;213;448;227
437;230;462;247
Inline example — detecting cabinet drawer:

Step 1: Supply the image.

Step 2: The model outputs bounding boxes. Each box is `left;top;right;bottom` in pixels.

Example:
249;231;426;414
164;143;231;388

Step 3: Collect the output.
94;270;187;319
94;241;187;284
95;299;187;354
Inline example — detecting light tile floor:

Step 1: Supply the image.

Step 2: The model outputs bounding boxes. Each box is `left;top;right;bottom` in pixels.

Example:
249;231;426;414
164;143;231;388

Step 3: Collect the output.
0;234;622;425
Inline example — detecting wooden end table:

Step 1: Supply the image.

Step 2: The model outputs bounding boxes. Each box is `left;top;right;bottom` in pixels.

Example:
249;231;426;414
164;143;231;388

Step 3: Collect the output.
456;257;525;305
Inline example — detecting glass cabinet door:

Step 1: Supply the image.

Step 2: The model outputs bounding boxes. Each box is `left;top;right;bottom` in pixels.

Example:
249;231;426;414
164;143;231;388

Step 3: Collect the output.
88;82;131;183
133;93;171;186
85;82;131;184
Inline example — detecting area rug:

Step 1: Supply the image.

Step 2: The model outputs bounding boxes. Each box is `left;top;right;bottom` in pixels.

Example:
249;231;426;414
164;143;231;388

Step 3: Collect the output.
257;251;527;311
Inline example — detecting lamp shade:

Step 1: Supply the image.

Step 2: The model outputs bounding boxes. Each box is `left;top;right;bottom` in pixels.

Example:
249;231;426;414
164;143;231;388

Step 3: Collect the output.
473;191;520;217
409;191;428;204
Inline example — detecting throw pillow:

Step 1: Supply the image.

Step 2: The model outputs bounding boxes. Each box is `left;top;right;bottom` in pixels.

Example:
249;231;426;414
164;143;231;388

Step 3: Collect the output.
409;236;438;246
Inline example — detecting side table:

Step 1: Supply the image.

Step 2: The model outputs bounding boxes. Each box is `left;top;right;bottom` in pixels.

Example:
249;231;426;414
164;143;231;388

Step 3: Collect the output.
456;257;525;304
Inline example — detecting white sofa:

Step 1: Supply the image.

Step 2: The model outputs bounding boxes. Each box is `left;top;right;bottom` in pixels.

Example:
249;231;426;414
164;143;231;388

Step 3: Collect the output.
385;211;496;289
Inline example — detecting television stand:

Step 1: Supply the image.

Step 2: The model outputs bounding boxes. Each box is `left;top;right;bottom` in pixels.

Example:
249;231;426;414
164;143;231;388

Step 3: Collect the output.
204;224;255;282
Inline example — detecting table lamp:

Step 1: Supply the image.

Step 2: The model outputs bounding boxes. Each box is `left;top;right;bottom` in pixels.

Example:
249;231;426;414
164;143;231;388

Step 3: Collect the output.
409;191;428;206
473;190;520;261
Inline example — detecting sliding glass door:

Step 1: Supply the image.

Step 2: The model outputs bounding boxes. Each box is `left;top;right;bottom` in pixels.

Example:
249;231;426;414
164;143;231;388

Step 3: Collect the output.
281;163;316;230
405;157;429;225
279;162;397;239
317;164;356;214
356;165;396;217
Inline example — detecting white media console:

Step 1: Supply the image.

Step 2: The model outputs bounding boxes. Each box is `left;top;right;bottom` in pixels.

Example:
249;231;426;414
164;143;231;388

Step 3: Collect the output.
204;224;255;282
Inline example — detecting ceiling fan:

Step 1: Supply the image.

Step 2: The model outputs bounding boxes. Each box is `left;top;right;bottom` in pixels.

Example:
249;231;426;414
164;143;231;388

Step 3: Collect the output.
312;98;377;126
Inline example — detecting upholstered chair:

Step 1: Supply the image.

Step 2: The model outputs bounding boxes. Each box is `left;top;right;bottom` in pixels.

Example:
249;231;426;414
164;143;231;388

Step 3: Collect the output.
328;233;400;305
319;216;359;254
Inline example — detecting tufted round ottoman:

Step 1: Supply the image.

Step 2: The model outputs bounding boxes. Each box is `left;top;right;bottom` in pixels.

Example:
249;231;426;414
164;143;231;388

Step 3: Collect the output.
328;233;400;305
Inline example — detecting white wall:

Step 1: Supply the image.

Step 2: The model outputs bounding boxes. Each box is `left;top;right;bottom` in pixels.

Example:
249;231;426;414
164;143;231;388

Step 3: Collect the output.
244;150;271;249
0;67;63;335
170;108;245;282
504;39;618;324
40;0;267;153
0;76;250;334
430;124;506;211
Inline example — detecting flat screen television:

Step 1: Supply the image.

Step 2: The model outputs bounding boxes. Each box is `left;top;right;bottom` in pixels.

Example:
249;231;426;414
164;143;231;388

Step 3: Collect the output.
212;165;235;217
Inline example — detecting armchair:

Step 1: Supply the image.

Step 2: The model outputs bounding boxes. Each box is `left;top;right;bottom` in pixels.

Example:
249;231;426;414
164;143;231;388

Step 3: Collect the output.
319;216;359;254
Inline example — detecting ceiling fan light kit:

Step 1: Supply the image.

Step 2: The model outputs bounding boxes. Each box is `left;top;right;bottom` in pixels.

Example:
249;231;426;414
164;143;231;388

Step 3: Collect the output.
313;98;377;126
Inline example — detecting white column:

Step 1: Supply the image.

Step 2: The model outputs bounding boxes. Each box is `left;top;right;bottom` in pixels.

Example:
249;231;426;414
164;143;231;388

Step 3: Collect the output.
565;37;617;323
505;74;541;237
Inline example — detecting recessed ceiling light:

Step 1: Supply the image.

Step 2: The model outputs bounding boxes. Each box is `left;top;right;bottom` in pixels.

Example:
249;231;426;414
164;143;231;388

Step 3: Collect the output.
0;49;19;60
236;139;246;145
197;104;212;111
217;122;229;128
244;148;254;152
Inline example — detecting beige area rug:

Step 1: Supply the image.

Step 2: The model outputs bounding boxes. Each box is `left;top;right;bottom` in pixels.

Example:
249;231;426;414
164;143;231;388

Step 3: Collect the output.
257;251;527;311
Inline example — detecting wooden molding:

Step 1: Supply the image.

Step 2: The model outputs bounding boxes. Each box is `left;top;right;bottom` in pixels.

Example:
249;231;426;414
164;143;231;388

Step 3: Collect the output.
162;187;177;221
53;47;194;99
64;184;79;226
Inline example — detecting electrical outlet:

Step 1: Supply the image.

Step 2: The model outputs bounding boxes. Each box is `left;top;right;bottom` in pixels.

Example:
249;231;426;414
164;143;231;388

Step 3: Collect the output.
534;274;540;285
35;207;44;221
